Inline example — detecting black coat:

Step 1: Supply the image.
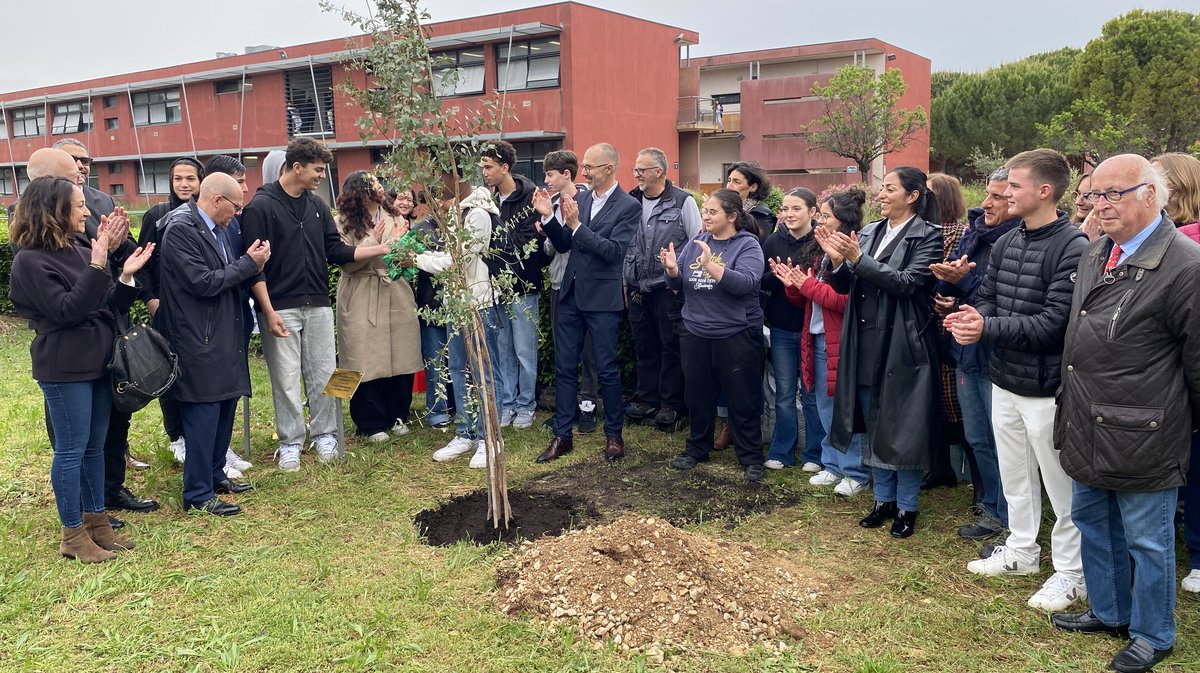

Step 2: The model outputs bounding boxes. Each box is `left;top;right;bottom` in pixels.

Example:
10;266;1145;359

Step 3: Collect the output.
156;202;260;403
828;216;943;470
1056;214;1200;491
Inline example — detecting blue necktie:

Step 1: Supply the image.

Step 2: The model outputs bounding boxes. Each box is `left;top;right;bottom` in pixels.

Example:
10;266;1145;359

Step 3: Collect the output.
214;227;231;264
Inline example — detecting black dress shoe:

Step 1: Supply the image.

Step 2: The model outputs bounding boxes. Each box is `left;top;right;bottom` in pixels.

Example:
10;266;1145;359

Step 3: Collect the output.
1050;610;1130;638
1108;638;1172;673
186;498;242;516
536;436;573;463
106;486;160;513
604;436;625;462
215;479;253;495
859;501;898;528
108;515;125;529
890;509;918;538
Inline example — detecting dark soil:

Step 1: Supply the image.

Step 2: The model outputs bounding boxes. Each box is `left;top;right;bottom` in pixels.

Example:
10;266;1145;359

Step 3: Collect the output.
415;440;806;546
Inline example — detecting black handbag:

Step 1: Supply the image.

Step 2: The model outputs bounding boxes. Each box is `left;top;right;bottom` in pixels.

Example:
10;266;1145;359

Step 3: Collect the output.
110;324;179;414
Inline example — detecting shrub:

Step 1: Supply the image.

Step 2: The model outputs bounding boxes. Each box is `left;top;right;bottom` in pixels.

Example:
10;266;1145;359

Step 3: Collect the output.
0;211;11;314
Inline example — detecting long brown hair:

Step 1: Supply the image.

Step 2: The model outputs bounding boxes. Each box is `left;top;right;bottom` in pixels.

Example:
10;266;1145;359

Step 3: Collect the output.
9;177;79;251
336;170;398;240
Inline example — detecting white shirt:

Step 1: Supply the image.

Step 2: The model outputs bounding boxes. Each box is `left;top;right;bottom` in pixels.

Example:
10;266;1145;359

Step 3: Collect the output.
874;214;915;256
589;181;618;220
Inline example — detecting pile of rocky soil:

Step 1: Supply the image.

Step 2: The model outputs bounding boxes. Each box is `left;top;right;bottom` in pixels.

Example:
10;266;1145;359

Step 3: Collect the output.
496;515;820;658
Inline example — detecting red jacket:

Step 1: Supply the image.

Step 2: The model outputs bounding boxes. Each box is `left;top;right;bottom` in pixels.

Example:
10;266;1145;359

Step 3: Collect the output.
785;273;849;396
1180;222;1200;244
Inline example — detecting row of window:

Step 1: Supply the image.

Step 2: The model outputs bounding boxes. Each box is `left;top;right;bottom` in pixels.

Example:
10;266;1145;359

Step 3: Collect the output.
433;37;561;97
1;160;160;197
0;89;181;140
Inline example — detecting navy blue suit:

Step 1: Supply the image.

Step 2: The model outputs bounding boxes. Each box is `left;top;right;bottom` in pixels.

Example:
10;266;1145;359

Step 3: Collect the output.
542;183;640;438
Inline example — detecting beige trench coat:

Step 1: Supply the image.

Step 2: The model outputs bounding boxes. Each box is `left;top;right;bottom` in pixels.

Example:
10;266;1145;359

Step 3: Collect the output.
335;214;422;382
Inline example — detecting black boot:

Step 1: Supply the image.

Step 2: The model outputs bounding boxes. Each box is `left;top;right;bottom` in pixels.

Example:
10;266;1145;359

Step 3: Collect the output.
891;510;918;538
859;501;898;528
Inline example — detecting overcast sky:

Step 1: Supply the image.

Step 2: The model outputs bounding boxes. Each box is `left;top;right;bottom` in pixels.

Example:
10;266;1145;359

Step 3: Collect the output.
2;0;1197;93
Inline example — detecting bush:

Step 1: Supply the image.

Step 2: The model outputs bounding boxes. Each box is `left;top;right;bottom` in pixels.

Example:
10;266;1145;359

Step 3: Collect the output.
0;211;11;314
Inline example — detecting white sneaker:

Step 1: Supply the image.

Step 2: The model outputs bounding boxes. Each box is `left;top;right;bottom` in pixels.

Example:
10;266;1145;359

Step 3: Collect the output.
367;431;390;443
1182;569;1200;593
390;419;410;436
274;444;301;472
1027;572;1087;611
512;410;535;429
170;437;186;463
966;545;1038;576
499;409;516;427
225;448;252;471
468;440;487;469
801;462;823;473
312;434;339;463
809;470;840;486
833;477;868;496
432;436;475;462
764;459;786;470
223;465;243;480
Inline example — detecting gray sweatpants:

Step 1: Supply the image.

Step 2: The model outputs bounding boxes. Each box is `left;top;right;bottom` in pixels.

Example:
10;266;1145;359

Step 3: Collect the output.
258;306;339;447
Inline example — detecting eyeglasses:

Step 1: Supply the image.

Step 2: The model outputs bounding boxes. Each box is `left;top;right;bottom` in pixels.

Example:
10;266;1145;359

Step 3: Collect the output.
580;163;612;172
632;167;661;176
1082;183;1146;204
72;156;93;166
220;194;244;214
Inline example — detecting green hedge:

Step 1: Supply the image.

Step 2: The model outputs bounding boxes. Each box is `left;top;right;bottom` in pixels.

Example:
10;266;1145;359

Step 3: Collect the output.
0;211;12;314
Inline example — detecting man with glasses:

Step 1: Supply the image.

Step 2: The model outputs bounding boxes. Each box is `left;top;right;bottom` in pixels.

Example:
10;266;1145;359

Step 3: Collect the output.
623;147;701;432
537;143;640;463
1050;153;1200;673
945;148;1088;613
158;173;268;515
53;138;117;235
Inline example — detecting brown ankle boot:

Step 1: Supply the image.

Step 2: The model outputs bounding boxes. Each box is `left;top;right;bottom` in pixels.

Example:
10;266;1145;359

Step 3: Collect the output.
83;512;135;551
60;525;117;563
714;418;733;450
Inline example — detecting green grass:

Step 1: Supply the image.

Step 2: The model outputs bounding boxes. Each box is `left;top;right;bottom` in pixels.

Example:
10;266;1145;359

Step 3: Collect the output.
0;315;1196;672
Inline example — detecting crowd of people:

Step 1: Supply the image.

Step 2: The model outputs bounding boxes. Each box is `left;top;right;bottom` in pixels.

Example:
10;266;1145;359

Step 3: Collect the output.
8;133;1200;672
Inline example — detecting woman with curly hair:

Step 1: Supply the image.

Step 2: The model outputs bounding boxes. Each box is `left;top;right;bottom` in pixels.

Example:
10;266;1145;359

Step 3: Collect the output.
335;171;423;441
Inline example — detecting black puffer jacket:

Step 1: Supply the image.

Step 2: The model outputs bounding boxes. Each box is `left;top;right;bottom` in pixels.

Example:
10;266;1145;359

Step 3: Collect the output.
975;215;1086;397
487;174;546;294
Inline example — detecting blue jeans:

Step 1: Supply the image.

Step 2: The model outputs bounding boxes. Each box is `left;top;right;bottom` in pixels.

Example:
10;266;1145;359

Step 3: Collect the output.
800;388;823;466
1072;481;1176;650
496;293;539;414
859;384;921;511
446;307;503;440
420;320;449;425
40;378;112;528
957;369;1007;525
813;335;868;482
767;328;800;466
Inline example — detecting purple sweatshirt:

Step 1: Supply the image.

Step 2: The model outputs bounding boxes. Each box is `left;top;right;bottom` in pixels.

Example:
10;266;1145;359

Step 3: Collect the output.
667;229;765;338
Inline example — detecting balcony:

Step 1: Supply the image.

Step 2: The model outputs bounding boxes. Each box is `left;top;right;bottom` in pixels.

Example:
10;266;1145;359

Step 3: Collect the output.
676;96;719;132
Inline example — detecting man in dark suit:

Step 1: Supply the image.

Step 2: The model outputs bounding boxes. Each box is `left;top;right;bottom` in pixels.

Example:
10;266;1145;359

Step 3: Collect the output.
537;143;640;463
157;174;268;516
53;139;118;238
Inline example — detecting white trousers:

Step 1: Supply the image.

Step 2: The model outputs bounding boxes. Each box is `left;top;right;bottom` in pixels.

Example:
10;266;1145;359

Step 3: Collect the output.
992;385;1082;580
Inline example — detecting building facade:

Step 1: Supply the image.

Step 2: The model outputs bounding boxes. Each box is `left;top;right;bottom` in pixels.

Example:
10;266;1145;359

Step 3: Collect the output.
0;2;928;209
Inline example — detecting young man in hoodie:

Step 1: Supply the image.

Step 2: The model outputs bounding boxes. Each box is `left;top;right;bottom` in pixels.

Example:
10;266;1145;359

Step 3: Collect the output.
480;140;545;430
932;167;1021;543
240;138;389;471
945;149;1088;612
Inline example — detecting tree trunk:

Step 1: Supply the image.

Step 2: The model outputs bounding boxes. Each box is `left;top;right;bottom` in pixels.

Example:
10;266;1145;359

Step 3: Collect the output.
462;310;511;528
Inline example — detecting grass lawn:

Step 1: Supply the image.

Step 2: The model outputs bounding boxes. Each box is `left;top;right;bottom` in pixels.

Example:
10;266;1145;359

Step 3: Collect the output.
0;314;1196;672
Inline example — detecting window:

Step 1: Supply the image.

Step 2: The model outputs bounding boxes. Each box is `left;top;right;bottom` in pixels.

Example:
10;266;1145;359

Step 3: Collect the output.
105;117;119;130
497;38;561;91
103;95;118;108
109;162;123;174
507;139;562;186
0;114;6;140
137;159;173;194
51;101;93;134
87;172;99;191
11;106;46;138
110;184;125;197
131;88;181;126
285;67;335;136
431;48;485;97
2;167;31;196
215;76;251;95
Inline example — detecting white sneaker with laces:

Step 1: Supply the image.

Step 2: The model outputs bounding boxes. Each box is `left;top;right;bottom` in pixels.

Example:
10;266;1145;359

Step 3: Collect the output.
512;410;535;429
223;465;243;480
499;409;516;427
170;437;186;463
225;448;252;471
312;434;339;463
1027;572;1087;611
809;470;840;486
432;436;475;462
390;419;410;436
367;432;390;443
966;545;1039;576
468;440;487;469
764;459;786;470
833;477;868;496
274;444;301;472
801;462;823;473
1182;569;1200;593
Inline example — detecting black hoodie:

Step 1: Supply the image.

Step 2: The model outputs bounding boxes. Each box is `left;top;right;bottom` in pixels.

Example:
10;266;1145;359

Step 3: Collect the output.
487;173;547;294
239;181;356;311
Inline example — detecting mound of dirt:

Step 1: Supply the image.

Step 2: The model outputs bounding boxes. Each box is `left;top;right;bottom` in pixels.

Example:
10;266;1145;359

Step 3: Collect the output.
496;515;819;656
414;490;599;546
